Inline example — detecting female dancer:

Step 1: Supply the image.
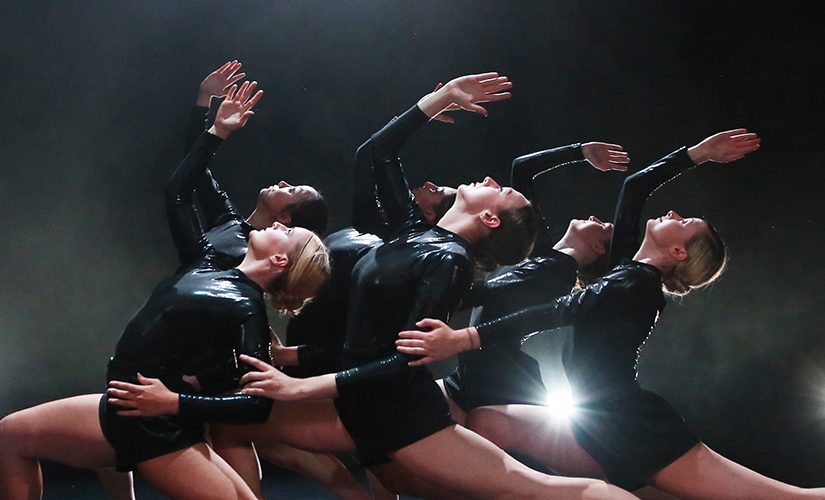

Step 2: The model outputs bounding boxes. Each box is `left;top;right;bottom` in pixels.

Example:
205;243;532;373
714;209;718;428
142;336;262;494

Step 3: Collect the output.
107;72;636;499
0;82;330;500
395;129;825;497
184;60;328;272
444;140;627;417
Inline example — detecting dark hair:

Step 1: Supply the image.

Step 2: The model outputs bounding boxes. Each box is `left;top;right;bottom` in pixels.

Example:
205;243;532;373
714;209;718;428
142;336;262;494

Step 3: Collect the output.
473;203;537;271
288;191;329;236
576;237;611;287
662;220;727;296
432;192;457;222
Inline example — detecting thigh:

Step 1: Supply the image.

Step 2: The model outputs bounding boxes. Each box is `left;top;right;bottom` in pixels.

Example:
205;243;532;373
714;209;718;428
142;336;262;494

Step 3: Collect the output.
466;404;604;478
652;443;812;500
211;399;355;454
137;442;255;500
390;425;627;499
0;394;115;469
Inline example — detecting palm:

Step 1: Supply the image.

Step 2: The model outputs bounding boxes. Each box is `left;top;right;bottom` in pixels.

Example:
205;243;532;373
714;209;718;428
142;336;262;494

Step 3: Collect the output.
582;142;630;172
201;60;246;97
447;73;512;115
213;81;264;136
703;129;761;163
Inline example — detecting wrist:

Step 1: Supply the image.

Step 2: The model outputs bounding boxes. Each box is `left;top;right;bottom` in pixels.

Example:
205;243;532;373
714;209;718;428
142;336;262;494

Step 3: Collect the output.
417;87;451;118
686;144;708;165
208;124;231;140
171;393;182;415
275;346;301;366
462;327;480;352
196;90;211;108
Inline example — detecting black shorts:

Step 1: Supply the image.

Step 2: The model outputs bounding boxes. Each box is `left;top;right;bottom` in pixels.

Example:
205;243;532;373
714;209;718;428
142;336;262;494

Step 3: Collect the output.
444;348;547;412
334;367;454;467
570;389;699;491
98;395;205;472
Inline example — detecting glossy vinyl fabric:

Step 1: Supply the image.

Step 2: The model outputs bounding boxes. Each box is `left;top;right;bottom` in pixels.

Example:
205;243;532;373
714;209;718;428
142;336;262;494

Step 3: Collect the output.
474;146;702;488
110;131;273;424
444;143;584;410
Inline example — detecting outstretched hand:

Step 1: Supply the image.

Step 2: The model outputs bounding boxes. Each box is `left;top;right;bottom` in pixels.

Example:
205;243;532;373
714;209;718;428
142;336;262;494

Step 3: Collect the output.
107;373;179;417
418;72;512;119
582;142;630;172
687;128;761;164
396;319;478;367
209;80;264;139
197;60;246;107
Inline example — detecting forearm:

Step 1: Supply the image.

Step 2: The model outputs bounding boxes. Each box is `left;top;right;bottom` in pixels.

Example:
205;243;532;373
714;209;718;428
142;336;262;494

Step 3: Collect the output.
179;392;273;423
510;143;584;199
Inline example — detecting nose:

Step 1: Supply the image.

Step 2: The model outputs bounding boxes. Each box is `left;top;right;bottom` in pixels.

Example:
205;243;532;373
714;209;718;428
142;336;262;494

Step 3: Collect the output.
271;222;286;230
423;181;438;191
588;215;603;224
483;176;501;188
278;181;291;188
666;210;683;221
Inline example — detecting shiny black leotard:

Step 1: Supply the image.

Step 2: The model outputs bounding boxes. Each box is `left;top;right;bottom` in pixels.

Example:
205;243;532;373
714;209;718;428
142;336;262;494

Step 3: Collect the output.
473;147;701;489
175;105;252;271
283;116;395;377
331;106;474;466
444;144;585;410
100;132;273;471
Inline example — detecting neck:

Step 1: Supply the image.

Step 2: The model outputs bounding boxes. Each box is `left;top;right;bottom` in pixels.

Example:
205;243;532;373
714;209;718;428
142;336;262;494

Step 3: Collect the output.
552;236;591;267
245;208;276;230
436;207;484;245
632;240;672;274
236;256;273;290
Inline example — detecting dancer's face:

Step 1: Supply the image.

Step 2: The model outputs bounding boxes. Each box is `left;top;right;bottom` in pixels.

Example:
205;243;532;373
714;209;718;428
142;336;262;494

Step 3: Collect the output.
565;216;613;258
455;176;528;216
257;181;319;220
645;210;708;250
248;221;312;261
411;181;457;222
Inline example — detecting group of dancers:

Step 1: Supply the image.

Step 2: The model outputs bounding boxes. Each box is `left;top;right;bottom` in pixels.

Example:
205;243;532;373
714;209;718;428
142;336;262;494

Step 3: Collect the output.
1;60;821;499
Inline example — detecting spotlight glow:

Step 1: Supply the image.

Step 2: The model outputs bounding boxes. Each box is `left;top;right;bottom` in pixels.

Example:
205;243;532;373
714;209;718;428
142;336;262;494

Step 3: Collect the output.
545;388;576;420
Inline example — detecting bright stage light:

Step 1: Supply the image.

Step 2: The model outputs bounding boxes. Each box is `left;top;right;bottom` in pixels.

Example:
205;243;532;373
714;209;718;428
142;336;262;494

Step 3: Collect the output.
545;387;576;420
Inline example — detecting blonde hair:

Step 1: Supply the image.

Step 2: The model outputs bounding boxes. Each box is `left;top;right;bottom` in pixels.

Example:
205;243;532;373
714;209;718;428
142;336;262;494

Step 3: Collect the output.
662;222;727;297
266;233;330;315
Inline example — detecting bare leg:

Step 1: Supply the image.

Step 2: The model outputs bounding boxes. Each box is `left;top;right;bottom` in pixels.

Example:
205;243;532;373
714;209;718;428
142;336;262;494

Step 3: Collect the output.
0;394;117;500
0;394;257;500
652;443;825;500
254;441;369;500
210;399;356;495
465;404;604;478
95;468;135;500
369;461;465;500
137;442;257;500
390;425;637;499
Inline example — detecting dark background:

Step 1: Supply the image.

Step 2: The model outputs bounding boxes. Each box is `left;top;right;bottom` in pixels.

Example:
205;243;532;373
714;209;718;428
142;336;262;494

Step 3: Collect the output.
1;0;824;495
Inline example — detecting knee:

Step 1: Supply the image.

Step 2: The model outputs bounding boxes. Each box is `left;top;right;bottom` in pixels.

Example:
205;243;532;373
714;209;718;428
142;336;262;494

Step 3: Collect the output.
0;412;35;455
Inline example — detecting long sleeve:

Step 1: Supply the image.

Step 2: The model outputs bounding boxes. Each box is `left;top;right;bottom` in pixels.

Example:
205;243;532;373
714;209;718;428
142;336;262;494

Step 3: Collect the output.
165;131;224;264
178;300;274;423
475;272;622;347
511;144;584;255
335;251;473;391
608;147;696;268
354;105;431;233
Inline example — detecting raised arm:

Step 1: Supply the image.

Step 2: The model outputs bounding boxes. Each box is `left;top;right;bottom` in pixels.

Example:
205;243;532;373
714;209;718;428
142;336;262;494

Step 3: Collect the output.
356;73;513;232
166;81;263;265
512;141;629;253
608;129;760;267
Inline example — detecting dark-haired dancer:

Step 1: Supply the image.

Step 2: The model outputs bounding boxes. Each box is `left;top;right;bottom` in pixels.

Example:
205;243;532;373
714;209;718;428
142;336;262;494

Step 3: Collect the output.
397;129;825;497
186;60;328;266
0;82;331;500
444;140;628;420
108;73;637;499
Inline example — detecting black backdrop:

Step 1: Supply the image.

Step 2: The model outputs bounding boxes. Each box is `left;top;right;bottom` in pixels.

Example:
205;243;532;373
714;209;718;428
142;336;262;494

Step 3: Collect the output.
1;0;824;488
